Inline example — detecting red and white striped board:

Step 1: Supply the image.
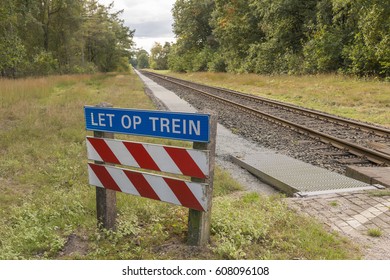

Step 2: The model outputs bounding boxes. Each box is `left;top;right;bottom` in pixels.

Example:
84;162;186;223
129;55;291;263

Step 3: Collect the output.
88;163;207;211
86;136;209;179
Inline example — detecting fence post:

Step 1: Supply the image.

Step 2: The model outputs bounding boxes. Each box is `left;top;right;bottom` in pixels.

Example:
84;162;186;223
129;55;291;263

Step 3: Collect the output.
187;113;217;246
93;102;117;230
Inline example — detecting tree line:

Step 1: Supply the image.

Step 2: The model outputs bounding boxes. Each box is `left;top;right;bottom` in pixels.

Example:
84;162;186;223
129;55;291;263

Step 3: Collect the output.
165;0;389;77
131;42;172;70
0;0;134;78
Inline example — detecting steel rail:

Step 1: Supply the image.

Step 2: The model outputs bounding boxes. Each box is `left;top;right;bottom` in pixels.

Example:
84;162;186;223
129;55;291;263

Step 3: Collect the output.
142;71;390;165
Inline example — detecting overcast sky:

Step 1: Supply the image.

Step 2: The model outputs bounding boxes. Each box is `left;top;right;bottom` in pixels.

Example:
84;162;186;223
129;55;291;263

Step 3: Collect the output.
97;0;176;52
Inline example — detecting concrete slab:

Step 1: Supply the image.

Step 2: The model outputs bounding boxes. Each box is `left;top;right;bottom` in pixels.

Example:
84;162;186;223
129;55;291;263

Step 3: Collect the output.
346;166;390;188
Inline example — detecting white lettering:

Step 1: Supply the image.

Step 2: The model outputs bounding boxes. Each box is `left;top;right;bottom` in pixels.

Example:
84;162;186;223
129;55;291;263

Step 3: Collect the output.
121;115;131;129
133;116;142;129
146;117;203;137
98;113;106;127
189;120;200;135
160;118;170;133
106;114;115;127
172;119;180;134
149;117;158;131
91;113;98;126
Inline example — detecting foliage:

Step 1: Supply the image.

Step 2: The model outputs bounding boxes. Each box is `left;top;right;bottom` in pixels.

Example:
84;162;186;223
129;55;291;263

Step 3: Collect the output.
131;49;150;69
169;0;390;77
149;42;171;70
31;51;59;76
0;0;134;77
211;0;264;73
169;0;216;72
172;0;216;51
0;0;25;77
168;44;197;73
303;27;344;73
207;52;227;73
0;32;26;77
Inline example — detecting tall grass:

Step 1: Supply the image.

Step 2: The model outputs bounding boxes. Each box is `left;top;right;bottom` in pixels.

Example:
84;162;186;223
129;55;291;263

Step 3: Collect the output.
0;72;155;259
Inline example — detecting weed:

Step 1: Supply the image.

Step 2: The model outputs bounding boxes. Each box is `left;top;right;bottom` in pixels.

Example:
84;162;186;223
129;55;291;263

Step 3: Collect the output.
369;190;390;197
329;201;338;207
367;228;382;237
231;128;239;134
213;166;243;197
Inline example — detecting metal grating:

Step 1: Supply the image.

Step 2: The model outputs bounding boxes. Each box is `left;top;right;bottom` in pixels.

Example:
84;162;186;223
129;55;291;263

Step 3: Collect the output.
232;152;377;196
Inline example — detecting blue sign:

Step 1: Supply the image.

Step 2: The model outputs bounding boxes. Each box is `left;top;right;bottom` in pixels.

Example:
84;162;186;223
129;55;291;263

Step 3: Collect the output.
84;106;210;142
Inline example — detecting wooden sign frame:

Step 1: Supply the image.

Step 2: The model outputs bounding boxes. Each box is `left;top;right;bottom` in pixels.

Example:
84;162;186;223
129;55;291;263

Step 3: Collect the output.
85;103;217;246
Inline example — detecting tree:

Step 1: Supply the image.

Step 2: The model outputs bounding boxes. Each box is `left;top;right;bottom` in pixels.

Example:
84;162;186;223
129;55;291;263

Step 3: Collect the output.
149;42;171;70
170;0;216;72
246;0;318;74
0;0;135;77
172;0;216;51
0;0;26;77
342;0;390;76
211;0;264;72
82;0;134;72
132;49;150;69
0;33;26;77
302;0;390;76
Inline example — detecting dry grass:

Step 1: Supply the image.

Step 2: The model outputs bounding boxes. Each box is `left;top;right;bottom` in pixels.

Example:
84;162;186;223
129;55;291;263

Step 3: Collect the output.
159;71;390;127
0;71;156;259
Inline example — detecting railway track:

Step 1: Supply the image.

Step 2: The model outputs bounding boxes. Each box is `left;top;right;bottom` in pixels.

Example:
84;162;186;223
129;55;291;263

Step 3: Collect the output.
142;71;390;166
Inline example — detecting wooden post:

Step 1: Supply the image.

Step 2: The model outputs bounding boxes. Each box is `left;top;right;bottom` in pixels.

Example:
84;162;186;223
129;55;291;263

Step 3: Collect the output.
187;113;217;246
94;103;117;230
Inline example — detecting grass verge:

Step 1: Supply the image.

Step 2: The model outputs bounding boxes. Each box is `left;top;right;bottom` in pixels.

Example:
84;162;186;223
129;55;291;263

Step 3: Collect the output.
0;71;360;260
154;71;390;127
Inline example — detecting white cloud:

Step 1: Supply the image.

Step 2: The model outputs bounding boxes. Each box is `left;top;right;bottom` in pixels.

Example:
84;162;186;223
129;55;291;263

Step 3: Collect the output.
97;0;176;51
135;37;176;53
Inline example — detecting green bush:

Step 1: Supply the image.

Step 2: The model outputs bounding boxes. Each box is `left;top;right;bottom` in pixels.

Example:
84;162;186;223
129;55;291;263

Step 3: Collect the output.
32;51;59;76
115;57;131;72
0;33;26;77
168;46;189;72
211;193;269;259
207;52;227;72
303;28;344;74
244;42;286;74
192;48;212;72
74;63;98;74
